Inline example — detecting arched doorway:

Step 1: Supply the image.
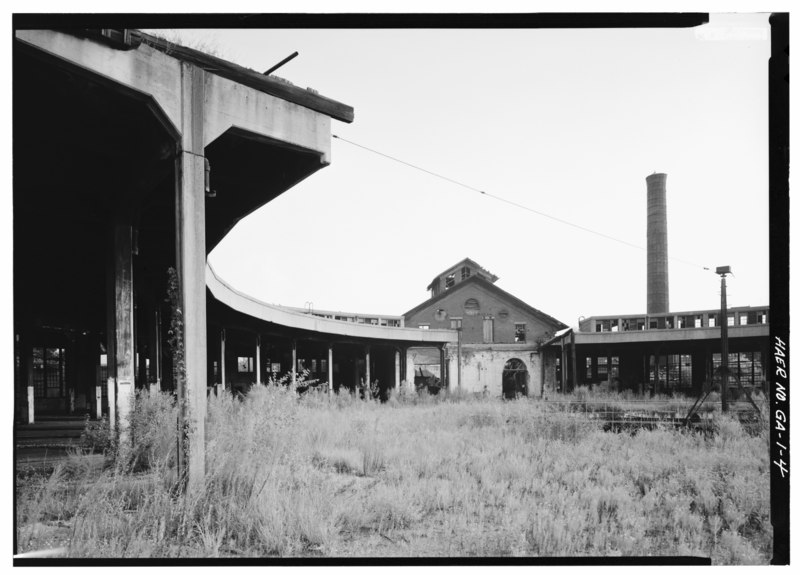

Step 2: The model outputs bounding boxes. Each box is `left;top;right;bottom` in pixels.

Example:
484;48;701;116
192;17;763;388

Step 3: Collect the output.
502;358;529;399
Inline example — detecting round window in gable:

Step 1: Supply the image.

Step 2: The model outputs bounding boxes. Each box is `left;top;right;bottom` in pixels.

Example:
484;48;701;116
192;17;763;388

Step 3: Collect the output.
434;309;447;322
464;298;480;316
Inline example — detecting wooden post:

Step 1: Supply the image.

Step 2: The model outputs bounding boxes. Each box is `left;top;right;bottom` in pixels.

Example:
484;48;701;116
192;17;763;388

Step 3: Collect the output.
328;344;334;394
255;334;262;385
95;385;103;419
394;349;401;390
114;222;135;444
176;62;208;492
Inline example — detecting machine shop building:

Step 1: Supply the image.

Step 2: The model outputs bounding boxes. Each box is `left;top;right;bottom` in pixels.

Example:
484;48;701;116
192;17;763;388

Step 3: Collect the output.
403;259;567;398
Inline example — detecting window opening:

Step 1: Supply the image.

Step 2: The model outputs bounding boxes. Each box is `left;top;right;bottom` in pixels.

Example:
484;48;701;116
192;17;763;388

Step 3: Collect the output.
514;323;526;342
482;317;494;343
237;357;253;373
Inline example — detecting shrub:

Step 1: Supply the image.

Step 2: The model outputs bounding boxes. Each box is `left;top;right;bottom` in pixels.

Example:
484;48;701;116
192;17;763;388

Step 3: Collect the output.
120;390;178;473
80;416;115;455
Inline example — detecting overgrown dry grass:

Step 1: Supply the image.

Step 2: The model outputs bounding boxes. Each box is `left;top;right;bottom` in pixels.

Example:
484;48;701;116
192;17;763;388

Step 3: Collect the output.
16;386;772;562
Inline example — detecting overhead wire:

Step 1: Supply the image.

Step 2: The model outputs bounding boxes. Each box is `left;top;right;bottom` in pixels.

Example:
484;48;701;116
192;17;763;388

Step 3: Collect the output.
333;134;712;272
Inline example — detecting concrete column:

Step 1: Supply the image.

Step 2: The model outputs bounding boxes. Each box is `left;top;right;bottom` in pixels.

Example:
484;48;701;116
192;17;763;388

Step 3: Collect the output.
570;331;578;391
176;62;208;492
135;296;147;388
104;228;117;424
114;223;135;443
107;376;116;432
154;308;162;393
365;346;371;391
292;339;297;387
25;342;34;424
394;350;401;390
439;346;447;391
405;348;415;390
145;304;157;390
27;385;34;424
457;329;462;389
255;334;262;385
95;386;102;419
328;344;334;393
653;354;660;396
540;349;546;397
400;346;406;384
220;328;226;390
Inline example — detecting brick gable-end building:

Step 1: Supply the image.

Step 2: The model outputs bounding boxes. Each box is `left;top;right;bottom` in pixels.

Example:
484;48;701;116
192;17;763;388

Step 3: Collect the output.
404;261;567;398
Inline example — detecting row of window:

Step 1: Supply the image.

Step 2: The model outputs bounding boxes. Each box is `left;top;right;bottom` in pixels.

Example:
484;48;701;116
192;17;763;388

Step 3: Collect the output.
583;351;765;391
231;357;329;375
418;319;527;343
593;310;768;332
311;313;402;327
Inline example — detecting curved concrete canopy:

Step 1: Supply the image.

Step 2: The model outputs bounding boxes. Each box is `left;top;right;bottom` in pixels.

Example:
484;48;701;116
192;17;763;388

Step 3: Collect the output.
206;264;457;344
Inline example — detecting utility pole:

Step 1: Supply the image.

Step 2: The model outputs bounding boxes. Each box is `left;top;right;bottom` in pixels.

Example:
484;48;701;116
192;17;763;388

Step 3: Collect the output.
716;266;731;413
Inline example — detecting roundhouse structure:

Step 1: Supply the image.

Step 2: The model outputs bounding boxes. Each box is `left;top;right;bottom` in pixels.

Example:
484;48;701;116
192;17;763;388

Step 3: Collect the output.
13;28;455;487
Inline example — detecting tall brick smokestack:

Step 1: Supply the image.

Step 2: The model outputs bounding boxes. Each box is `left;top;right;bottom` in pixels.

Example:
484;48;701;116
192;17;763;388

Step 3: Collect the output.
646;173;669;314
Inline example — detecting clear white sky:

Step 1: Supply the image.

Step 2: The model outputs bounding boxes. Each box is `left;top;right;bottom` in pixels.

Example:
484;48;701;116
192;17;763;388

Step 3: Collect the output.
160;13;769;326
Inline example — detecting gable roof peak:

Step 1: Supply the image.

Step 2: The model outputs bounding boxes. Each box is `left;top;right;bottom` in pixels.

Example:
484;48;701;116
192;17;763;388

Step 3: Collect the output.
426;258;499;291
